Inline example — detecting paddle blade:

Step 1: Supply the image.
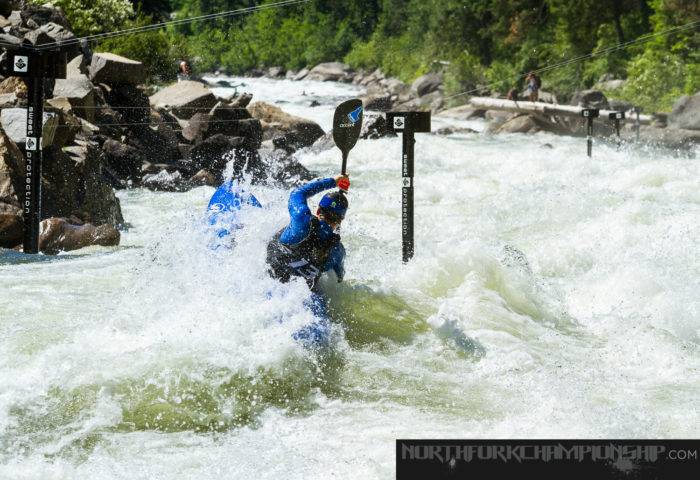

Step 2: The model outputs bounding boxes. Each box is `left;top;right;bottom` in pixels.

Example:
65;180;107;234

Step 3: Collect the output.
333;99;363;164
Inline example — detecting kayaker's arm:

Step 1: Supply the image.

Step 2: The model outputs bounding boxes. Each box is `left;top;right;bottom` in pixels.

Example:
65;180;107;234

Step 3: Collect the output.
280;177;337;244
325;242;346;282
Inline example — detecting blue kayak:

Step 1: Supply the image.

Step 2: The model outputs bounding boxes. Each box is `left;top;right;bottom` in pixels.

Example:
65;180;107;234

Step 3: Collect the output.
207;180;331;348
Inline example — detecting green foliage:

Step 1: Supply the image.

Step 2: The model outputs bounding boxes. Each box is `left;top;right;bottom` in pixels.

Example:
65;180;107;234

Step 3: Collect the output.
99;15;188;83
37;0;699;110
32;0;134;36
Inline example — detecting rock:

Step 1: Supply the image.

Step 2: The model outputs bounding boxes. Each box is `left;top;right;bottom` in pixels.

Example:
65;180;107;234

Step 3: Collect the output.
622;124;699;149
0;127;23;206
596;79;626;91
89;52;146;86
0;108;58;147
668;93;700;131
18;141;122;227
381;77;407;96
437;104;485;119
309;132;335;153
182;112;210;143
149;80;217;119
66;54;89;79
494;113;572;136
267;66;284;78
608;99;634;113
52;75;96;122
101;139;145;180
24;22;75;51
141;169;187;192
38;217;120;254
570;89;609;110
208;102;252;131
230;92;253;108
411;73;442;97
0;2;12;17
0;202;21;248
190;169;216;186
361;112;392;139
103;83;150;124
248;101;324;147
305;62;351;82
285;70;297;80
537;90;558;104
361;90;392;111
293;68;309;81
0;32;20;46
0;92;17;108
20;5;71;30
8;10;21;28
189;134;247;175
0;76;27;99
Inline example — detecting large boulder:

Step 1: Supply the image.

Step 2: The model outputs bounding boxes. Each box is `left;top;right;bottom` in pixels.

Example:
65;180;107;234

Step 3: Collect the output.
149;81;217;119
101;139;146;181
38;217;120;255
0;202;22;248
668;92;700;131
43;142;124;226
51;75;96;121
89;52;146;86
411;73;442;97
494;113;572;136
305;62;351;82
570;89;609;109
360;89;393;111
247;101;324;147
0;108;58;147
189;134;265;182
20;4;71;30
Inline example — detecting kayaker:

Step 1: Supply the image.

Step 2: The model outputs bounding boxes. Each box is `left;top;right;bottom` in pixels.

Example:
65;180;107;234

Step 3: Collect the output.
266;175;350;291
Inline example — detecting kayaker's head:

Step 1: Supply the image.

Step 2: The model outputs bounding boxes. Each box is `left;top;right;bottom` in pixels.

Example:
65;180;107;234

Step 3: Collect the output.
317;191;348;230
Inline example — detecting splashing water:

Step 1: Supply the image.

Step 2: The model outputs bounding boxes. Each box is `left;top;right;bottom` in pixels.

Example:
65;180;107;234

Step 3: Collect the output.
1;77;698;479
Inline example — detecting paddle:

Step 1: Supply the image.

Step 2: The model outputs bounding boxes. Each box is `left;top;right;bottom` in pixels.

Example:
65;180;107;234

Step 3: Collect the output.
332;99;363;183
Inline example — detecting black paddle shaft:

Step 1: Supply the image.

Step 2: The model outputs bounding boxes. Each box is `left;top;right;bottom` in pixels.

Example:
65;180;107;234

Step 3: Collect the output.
333;99;363;177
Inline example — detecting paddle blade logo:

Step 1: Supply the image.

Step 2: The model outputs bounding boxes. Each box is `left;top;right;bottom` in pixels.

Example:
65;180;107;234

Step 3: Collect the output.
347;106;363;124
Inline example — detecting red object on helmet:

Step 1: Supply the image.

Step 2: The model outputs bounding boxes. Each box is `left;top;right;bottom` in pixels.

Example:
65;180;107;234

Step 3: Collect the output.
337;177;350;191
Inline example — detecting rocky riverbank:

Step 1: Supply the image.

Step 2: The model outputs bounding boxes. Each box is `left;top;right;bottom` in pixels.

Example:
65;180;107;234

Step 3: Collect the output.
0;4;321;253
243;62;699;151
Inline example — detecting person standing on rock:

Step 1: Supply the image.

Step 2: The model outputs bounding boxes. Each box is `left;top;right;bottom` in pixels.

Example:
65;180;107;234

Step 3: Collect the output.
266;175;350;292
177;60;192;82
525;72;541;102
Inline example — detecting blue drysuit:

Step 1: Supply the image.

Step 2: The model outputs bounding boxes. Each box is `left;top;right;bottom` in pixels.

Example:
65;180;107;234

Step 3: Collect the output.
269;177;345;284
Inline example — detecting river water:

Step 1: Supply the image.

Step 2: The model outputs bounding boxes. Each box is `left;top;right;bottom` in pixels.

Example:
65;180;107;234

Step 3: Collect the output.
1;77;698;479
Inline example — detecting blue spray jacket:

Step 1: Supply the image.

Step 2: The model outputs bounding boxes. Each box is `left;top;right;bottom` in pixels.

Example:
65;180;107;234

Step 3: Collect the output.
278;177;345;281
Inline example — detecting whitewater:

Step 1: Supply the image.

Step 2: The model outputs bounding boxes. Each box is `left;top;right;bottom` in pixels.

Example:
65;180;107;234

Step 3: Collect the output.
1;76;698;479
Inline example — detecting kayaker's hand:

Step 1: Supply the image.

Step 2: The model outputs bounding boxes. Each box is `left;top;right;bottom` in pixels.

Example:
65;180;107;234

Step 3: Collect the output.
335;174;350;191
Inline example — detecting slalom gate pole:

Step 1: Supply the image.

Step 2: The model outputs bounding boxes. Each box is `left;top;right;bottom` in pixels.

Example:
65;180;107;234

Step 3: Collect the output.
581;108;599;157
633;106;641;141
609;111;625;146
386;111;431;263
4;47;67;253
